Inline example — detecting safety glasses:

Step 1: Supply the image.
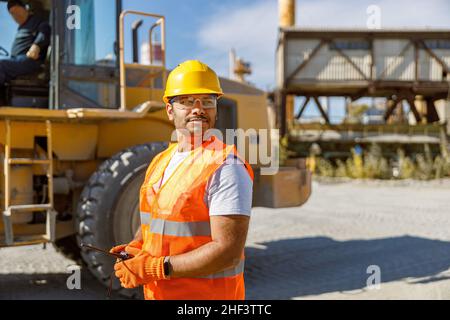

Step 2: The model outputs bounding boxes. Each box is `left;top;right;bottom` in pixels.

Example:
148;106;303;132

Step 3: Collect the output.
170;95;217;110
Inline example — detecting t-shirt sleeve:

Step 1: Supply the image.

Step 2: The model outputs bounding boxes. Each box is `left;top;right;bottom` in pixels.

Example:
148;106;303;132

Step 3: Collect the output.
34;20;51;51
206;155;253;216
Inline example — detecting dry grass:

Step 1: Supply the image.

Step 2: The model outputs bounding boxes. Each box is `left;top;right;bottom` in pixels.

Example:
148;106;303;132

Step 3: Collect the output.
314;143;450;180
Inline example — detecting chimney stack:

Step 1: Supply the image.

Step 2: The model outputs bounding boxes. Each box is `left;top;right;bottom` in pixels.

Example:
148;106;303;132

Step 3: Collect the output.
278;0;296;133
279;0;295;28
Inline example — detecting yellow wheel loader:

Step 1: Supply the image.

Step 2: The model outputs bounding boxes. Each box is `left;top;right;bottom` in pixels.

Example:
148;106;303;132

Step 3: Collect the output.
0;0;310;297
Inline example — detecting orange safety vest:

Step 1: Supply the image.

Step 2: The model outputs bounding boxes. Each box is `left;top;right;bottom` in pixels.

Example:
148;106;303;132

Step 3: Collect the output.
139;136;254;300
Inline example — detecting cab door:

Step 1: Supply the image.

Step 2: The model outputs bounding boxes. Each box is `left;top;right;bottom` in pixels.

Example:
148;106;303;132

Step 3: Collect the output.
53;0;122;109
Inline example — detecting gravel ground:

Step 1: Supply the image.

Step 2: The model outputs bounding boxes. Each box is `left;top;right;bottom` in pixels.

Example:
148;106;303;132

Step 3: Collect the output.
1;178;450;300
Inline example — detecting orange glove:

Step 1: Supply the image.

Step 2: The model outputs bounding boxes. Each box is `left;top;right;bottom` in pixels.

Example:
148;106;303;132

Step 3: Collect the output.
110;240;142;257
114;251;167;289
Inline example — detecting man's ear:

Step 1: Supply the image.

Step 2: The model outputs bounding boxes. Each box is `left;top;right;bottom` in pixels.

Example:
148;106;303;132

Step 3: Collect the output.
166;103;174;121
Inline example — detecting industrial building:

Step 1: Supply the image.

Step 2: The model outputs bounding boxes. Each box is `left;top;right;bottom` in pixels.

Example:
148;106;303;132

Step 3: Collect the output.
275;0;450;159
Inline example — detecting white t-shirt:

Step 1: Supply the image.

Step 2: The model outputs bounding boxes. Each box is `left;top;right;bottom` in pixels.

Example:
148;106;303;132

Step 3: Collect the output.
156;150;253;216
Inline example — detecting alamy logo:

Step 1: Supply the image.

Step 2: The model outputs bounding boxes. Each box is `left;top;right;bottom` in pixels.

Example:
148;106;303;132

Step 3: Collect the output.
66;5;81;30
66;265;81;290
366;265;381;290
366;5;381;30
170;128;280;175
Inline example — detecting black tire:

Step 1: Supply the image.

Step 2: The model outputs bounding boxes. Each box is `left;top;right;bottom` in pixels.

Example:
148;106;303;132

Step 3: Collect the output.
54;235;83;264
76;142;167;299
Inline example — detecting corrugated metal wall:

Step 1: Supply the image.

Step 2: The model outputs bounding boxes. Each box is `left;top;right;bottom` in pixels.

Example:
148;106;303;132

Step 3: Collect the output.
374;40;414;80
418;49;450;81
285;37;450;83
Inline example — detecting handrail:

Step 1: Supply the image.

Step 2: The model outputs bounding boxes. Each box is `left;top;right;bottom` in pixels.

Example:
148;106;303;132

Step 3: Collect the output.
119;10;167;111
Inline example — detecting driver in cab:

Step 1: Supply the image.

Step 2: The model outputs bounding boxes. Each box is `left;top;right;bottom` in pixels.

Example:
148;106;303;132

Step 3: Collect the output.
0;0;50;89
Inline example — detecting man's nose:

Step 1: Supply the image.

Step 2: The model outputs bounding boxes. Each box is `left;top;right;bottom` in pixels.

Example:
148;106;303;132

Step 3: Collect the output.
190;100;206;115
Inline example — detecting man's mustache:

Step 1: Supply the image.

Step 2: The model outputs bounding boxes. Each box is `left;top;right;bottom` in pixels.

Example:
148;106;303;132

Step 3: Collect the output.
185;116;209;123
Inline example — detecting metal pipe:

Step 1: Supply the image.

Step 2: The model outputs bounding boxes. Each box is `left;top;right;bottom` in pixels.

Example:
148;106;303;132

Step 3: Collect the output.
119;11;166;111
149;23;158;65
115;0;122;109
4;120;11;210
160;17;167;86
46;121;53;207
147;18;166;96
148;22;159;95
132;19;143;63
54;34;60;108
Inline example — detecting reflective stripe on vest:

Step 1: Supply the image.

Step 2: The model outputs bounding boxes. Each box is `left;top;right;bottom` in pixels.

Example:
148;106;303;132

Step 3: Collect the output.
140;212;151;226
141;211;244;278
141;213;211;237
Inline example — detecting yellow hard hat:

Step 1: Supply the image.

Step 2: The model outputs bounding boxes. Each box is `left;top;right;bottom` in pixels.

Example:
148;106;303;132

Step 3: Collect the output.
163;60;223;104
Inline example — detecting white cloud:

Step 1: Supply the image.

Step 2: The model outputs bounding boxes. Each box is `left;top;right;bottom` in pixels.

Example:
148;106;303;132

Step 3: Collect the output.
197;0;278;90
141;42;150;65
197;0;450;90
297;0;450;28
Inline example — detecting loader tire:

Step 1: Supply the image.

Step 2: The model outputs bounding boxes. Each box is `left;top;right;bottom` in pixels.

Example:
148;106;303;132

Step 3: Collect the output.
54;235;83;264
76;142;167;299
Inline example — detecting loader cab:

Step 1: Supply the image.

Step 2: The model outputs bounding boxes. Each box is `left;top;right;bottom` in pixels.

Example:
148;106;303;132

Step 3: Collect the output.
0;0;51;107
0;0;166;110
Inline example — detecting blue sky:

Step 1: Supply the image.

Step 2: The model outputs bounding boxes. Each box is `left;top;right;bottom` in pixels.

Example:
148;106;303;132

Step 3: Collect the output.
128;0;450;90
127;0;450;121
1;0;450;120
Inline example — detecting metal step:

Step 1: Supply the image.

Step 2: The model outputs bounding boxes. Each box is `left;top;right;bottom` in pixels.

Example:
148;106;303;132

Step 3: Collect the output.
8;158;51;165
2;208;56;246
0;234;48;247
2;120;56;247
7;204;52;212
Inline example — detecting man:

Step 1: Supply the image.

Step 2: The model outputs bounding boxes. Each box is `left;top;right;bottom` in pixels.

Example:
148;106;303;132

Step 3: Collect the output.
0;0;50;87
111;60;254;300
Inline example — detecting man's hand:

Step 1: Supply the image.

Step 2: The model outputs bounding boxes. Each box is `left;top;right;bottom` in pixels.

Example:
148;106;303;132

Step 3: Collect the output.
26;44;40;60
110;240;143;257
114;251;167;288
